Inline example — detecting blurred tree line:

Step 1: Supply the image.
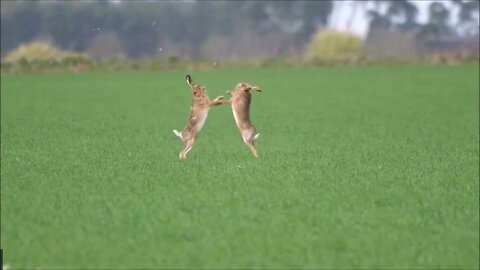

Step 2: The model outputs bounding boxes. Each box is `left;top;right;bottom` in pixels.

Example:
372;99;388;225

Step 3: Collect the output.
1;0;478;60
1;1;332;60
364;0;479;56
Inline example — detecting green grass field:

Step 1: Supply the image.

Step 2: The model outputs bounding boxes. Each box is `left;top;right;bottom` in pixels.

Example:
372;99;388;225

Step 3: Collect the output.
1;65;479;269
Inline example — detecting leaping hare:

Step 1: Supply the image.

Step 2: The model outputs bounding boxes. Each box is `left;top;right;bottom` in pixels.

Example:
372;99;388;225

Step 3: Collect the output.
173;75;225;159
220;82;261;158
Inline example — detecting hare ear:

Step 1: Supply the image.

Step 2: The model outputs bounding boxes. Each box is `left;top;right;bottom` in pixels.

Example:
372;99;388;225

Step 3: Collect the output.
186;75;193;87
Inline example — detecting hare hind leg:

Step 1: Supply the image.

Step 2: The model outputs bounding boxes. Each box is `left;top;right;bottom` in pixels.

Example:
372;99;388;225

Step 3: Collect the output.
242;130;258;158
179;138;196;160
245;140;258;158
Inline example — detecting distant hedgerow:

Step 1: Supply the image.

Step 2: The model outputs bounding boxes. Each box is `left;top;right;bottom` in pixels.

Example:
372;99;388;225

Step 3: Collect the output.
5;42;89;63
304;29;364;65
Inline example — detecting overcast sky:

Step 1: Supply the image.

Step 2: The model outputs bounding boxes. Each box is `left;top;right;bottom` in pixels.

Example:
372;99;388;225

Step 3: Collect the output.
329;0;457;39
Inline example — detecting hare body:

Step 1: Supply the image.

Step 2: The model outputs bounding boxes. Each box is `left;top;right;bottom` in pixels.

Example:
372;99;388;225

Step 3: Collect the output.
222;83;261;157
173;75;224;159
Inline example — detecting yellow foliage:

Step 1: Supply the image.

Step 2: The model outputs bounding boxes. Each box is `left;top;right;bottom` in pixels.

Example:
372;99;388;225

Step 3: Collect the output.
304;29;364;63
5;42;88;62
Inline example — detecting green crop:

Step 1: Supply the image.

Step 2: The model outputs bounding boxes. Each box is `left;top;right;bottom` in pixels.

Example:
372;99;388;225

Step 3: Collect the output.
1;65;478;269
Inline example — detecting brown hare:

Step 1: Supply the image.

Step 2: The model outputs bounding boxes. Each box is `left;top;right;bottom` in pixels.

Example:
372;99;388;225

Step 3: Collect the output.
173;75;225;159
220;82;261;158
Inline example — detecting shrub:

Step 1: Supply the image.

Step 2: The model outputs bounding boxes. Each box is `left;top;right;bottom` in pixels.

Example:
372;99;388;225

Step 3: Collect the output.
5;42;89;63
304;29;364;65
